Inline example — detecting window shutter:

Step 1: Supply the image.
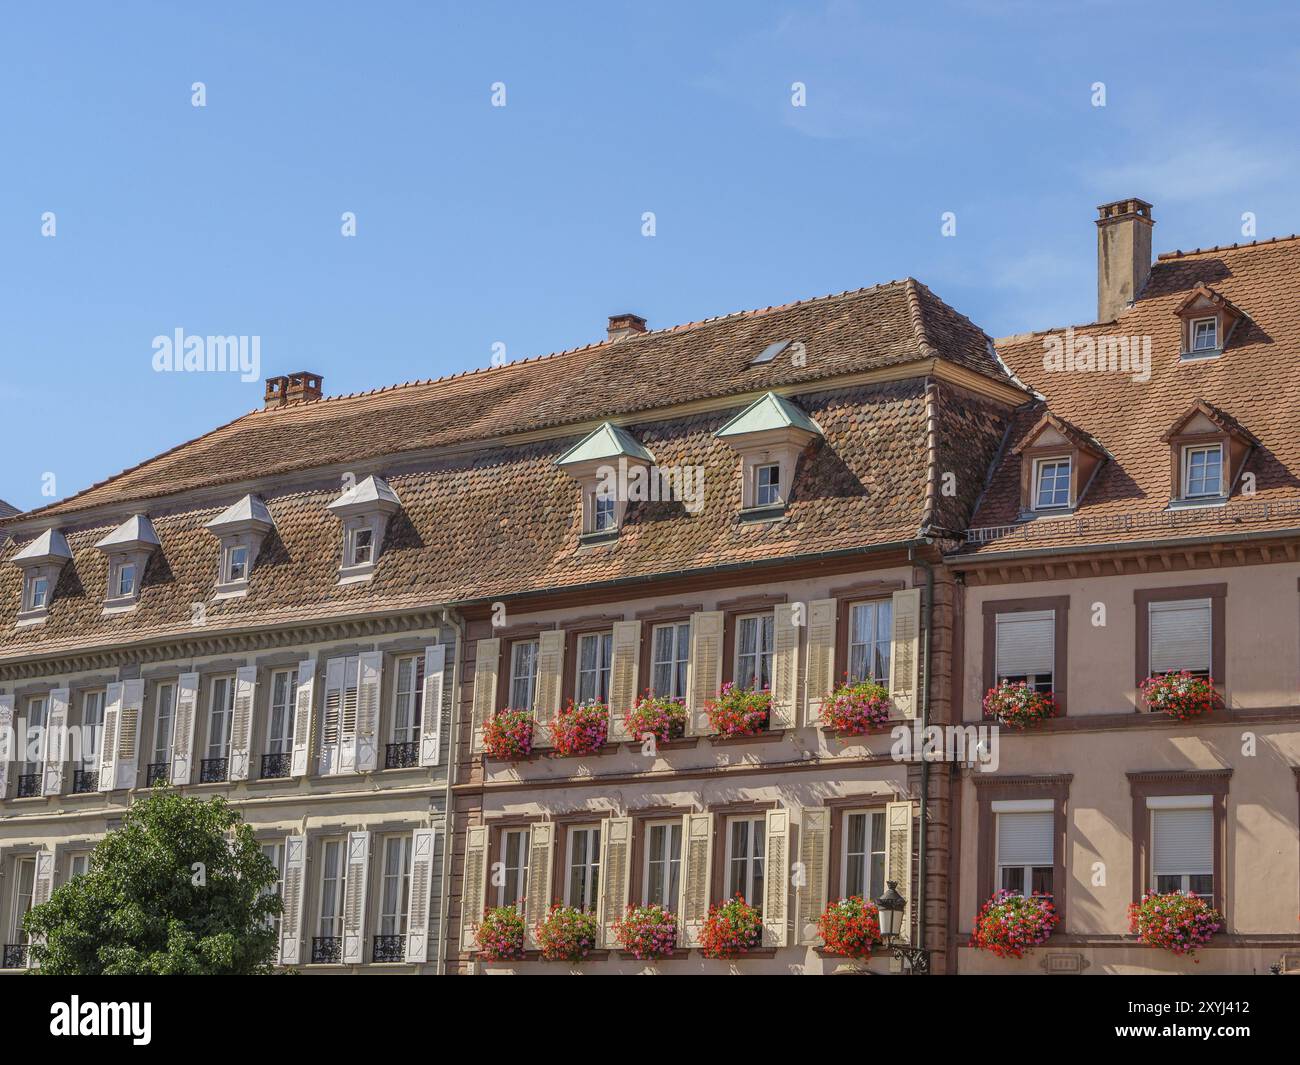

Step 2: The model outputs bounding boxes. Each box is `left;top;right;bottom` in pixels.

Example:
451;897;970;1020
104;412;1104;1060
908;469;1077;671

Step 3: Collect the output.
995;610;1055;679
888;588;922;717
1149;599;1212;675
532;630;566;748
0;694;12;799
29;849;54;964
596;816;632;948
279;835;307;965
461;824;489;951
470;639;500;754
524;822;556;948
804;599;837;726
341;830;372;964
678;811;713;947
420;644;447;767
761;807;790;947
353;651;383;772
685;611;724;736
770;605;800;730
289;659;316;778
608;621;641;743
228;666;257;781
996;811;1054;868
885;800;914;943
406;824;441;963
42;688;70;796
796;807;829;945
98;682;123;792
320;656;347;775
114;679;144;790
170;672;199;785
1152;808;1213;876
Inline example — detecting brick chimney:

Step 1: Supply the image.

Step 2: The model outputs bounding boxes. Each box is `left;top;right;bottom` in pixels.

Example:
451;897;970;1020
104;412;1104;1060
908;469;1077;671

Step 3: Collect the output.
607;313;647;341
264;371;323;409
1095;198;1154;322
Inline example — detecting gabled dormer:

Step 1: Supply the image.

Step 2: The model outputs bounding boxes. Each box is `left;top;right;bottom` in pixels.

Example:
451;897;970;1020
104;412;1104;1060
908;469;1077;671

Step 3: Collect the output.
10;529;73;626
94;515;159;613
205;494;275;598
1174;283;1246;361
556;422;655;543
327;475;400;584
1162;400;1257;506
1012;411;1107;518
715;392;822;519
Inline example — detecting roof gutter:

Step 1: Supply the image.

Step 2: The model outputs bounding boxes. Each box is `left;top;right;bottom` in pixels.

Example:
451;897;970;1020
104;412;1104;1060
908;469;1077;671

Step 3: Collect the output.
948;524;1300;568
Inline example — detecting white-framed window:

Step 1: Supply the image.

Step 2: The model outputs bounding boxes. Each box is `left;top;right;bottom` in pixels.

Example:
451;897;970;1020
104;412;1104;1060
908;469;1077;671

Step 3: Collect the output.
994;805;1054;896
576;632;613;704
643;820;683;910
565;825;601;912
348;525;375;568
1150;798;1213;899
650;622;690;699
80;690;106;769
205;675;235;762
1033;457;1072;510
317;839;348;940
592;492;617;533
1182;443;1223;499
509;640;539;710
24;575;49;612
1189;316;1218;353
1148;598;1212;678
223;544;250;584
391;655;425;744
734;613;775;691
152;682;176;765
497;828;530;909
755;463;781;507
113;561;137;599
266;670;296;755
848;600;892;684
994;609;1055;693
841;809;886;900
725;815;766;909
11;857;36;945
21;696;47;779
378;835;413;937
68;853;90;880
260;841;285;937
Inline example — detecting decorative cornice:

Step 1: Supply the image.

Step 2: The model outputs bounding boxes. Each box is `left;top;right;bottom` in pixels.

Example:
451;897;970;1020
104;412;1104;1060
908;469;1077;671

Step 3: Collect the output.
971;772;1074;789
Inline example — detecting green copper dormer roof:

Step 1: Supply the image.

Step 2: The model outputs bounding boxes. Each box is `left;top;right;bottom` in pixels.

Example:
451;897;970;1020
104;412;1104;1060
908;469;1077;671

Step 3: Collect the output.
715;392;823;438
556;422;654;466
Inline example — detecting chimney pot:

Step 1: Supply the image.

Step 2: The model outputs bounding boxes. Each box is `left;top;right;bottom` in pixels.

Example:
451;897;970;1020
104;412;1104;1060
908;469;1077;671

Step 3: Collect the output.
1095;197;1154;322
264;371;323;409
607;313;648;341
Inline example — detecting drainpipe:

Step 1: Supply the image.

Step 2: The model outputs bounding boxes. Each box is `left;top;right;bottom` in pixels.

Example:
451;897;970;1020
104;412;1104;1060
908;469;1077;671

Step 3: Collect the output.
435;606;466;976
908;544;935;957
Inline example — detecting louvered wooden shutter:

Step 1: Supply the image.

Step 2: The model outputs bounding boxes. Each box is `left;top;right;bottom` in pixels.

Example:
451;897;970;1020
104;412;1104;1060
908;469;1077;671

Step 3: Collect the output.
420;644;447;767
804;599;837;726
995;610;1055;680
470;639;500;754
597;816;632;948
341;830;372;963
608;621;641;743
353;651;383;772
290;659;316;778
406;824;441;962
771;605;800;730
0;694;12;799
523;822;555;948
42;688;70;796
685;611;724;736
678;811;713;947
320;656;347;775
996;811;1054;869
796;807;829;945
888;588;922;717
98;682;123;792
29;849;55;965
1152;807;1213;876
461;825;489;950
761;807;790;946
229;666;257;781
885;800;914;942
532;630;566;748
114;679;144;790
170;672;199;785
1149;599;1212;675
279;835;307;965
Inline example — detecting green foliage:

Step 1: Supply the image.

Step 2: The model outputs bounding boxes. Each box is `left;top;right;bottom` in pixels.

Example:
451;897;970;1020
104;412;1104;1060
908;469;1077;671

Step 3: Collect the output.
24;790;282;974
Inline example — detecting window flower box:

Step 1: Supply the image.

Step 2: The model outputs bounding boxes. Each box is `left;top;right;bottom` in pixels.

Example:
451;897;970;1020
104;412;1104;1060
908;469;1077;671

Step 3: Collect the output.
536;904;600;962
1139;671;1219;720
623;694;688;745
819;679;892;735
612;903;679;961
705;683;771;738
1128;891;1223;957
969;890;1058;959
477;905;527;961
982;681;1057;729
817;896;883;959
549;700;610;757
483;708;535;761
699;896;763;959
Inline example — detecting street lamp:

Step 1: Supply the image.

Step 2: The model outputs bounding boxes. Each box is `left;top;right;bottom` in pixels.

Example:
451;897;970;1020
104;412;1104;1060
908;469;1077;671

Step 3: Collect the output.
875;881;931;975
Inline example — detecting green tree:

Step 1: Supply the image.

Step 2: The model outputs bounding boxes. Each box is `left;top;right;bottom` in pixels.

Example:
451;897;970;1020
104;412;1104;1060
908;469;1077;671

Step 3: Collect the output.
24;791;282;974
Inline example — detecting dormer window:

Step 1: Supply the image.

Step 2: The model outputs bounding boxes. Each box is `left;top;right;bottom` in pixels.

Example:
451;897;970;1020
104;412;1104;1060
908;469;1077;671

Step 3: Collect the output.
1189;317;1218;353
1033;457;1072;511
1183;444;1224;499
95;514;160;614
1013;412;1106;518
350;526;374;566
205;495;275;598
26;576;49;611
593;493;617;533
556;422;655;543
715;392;822;520
755;464;781;507
114;561;137;597
1163;400;1255;507
327;475;401;584
225;544;249;582
1175;283;1244;361
9;528;73;626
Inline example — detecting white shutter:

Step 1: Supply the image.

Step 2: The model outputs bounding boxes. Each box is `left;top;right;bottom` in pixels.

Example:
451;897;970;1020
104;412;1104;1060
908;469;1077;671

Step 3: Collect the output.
330;656;362;774
804;599;838;726
996;811;1054;867
170;672;199;785
1152;808;1213;876
406;825;441;963
523;822;555;948
596;816;632;948
885;800;914;943
289;659;316;778
341;830;372;964
995;610;1055;679
228;666;257;781
114;679;144;790
608;621;641;744
470;639;500;754
796;807;830;945
771;606;800;730
279;835;307;965
685;611;724;736
42;688;70;796
532;630;566;748
888;588;922;717
761;807;790;947
1149;599;1212;675
353;651;382;772
461;824;489;950
98;682;123;792
678;811;713;947
420;645;447;767
0;694;12;799
320;656;346;775
28;849;55;965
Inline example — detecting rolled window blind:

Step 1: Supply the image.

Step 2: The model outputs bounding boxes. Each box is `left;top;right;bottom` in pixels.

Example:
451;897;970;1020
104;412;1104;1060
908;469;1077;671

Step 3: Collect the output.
995;610;1054;679
1152;808;1212;875
996;811;1054;867
1149;599;1211;674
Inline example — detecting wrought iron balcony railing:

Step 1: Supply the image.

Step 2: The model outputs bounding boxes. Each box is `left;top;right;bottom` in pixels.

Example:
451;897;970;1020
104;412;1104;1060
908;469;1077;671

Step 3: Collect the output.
199;758;229;784
72;769;99;794
260;752;292;779
2;944;28;969
16;774;41;798
311;936;342;964
372;934;404;962
385;740;420;769
145;762;169;787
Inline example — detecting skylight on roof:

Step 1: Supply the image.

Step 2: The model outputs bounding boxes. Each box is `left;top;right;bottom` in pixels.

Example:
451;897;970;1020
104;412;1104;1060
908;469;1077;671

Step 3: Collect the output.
750;340;790;366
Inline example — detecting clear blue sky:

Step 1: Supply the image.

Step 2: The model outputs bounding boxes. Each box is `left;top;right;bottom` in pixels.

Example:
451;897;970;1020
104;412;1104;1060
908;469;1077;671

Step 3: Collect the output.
2;0;1297;512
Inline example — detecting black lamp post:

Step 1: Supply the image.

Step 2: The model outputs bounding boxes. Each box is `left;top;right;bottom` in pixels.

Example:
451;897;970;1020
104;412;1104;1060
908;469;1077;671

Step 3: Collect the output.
875;881;931;975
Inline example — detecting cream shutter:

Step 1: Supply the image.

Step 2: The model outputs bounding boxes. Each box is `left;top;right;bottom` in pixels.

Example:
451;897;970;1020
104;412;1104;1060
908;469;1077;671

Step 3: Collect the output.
0;693;12;798
461;825;489;950
997;811;1054;868
685;611;724;736
885;800;914;943
341;830;372;964
353;651;383;772
406;825;441;963
995;610;1055;679
596;816;632;948
1152;808;1213;876
279;835;307;965
888;588;922;718
678;811;713;947
804;599;838;726
419;644;447;766
114;679;144;790
532;630;566;748
1149;599;1212;675
796;807;830;945
29;849;55;964
470;639;500;754
761;807;790;947
42;688;70;796
229;666;257;781
771;605;800;730
170;672;199;785
608;621;641;744
523;822;555;948
98;682;123;792
289;659;316;778
320;656;347;775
